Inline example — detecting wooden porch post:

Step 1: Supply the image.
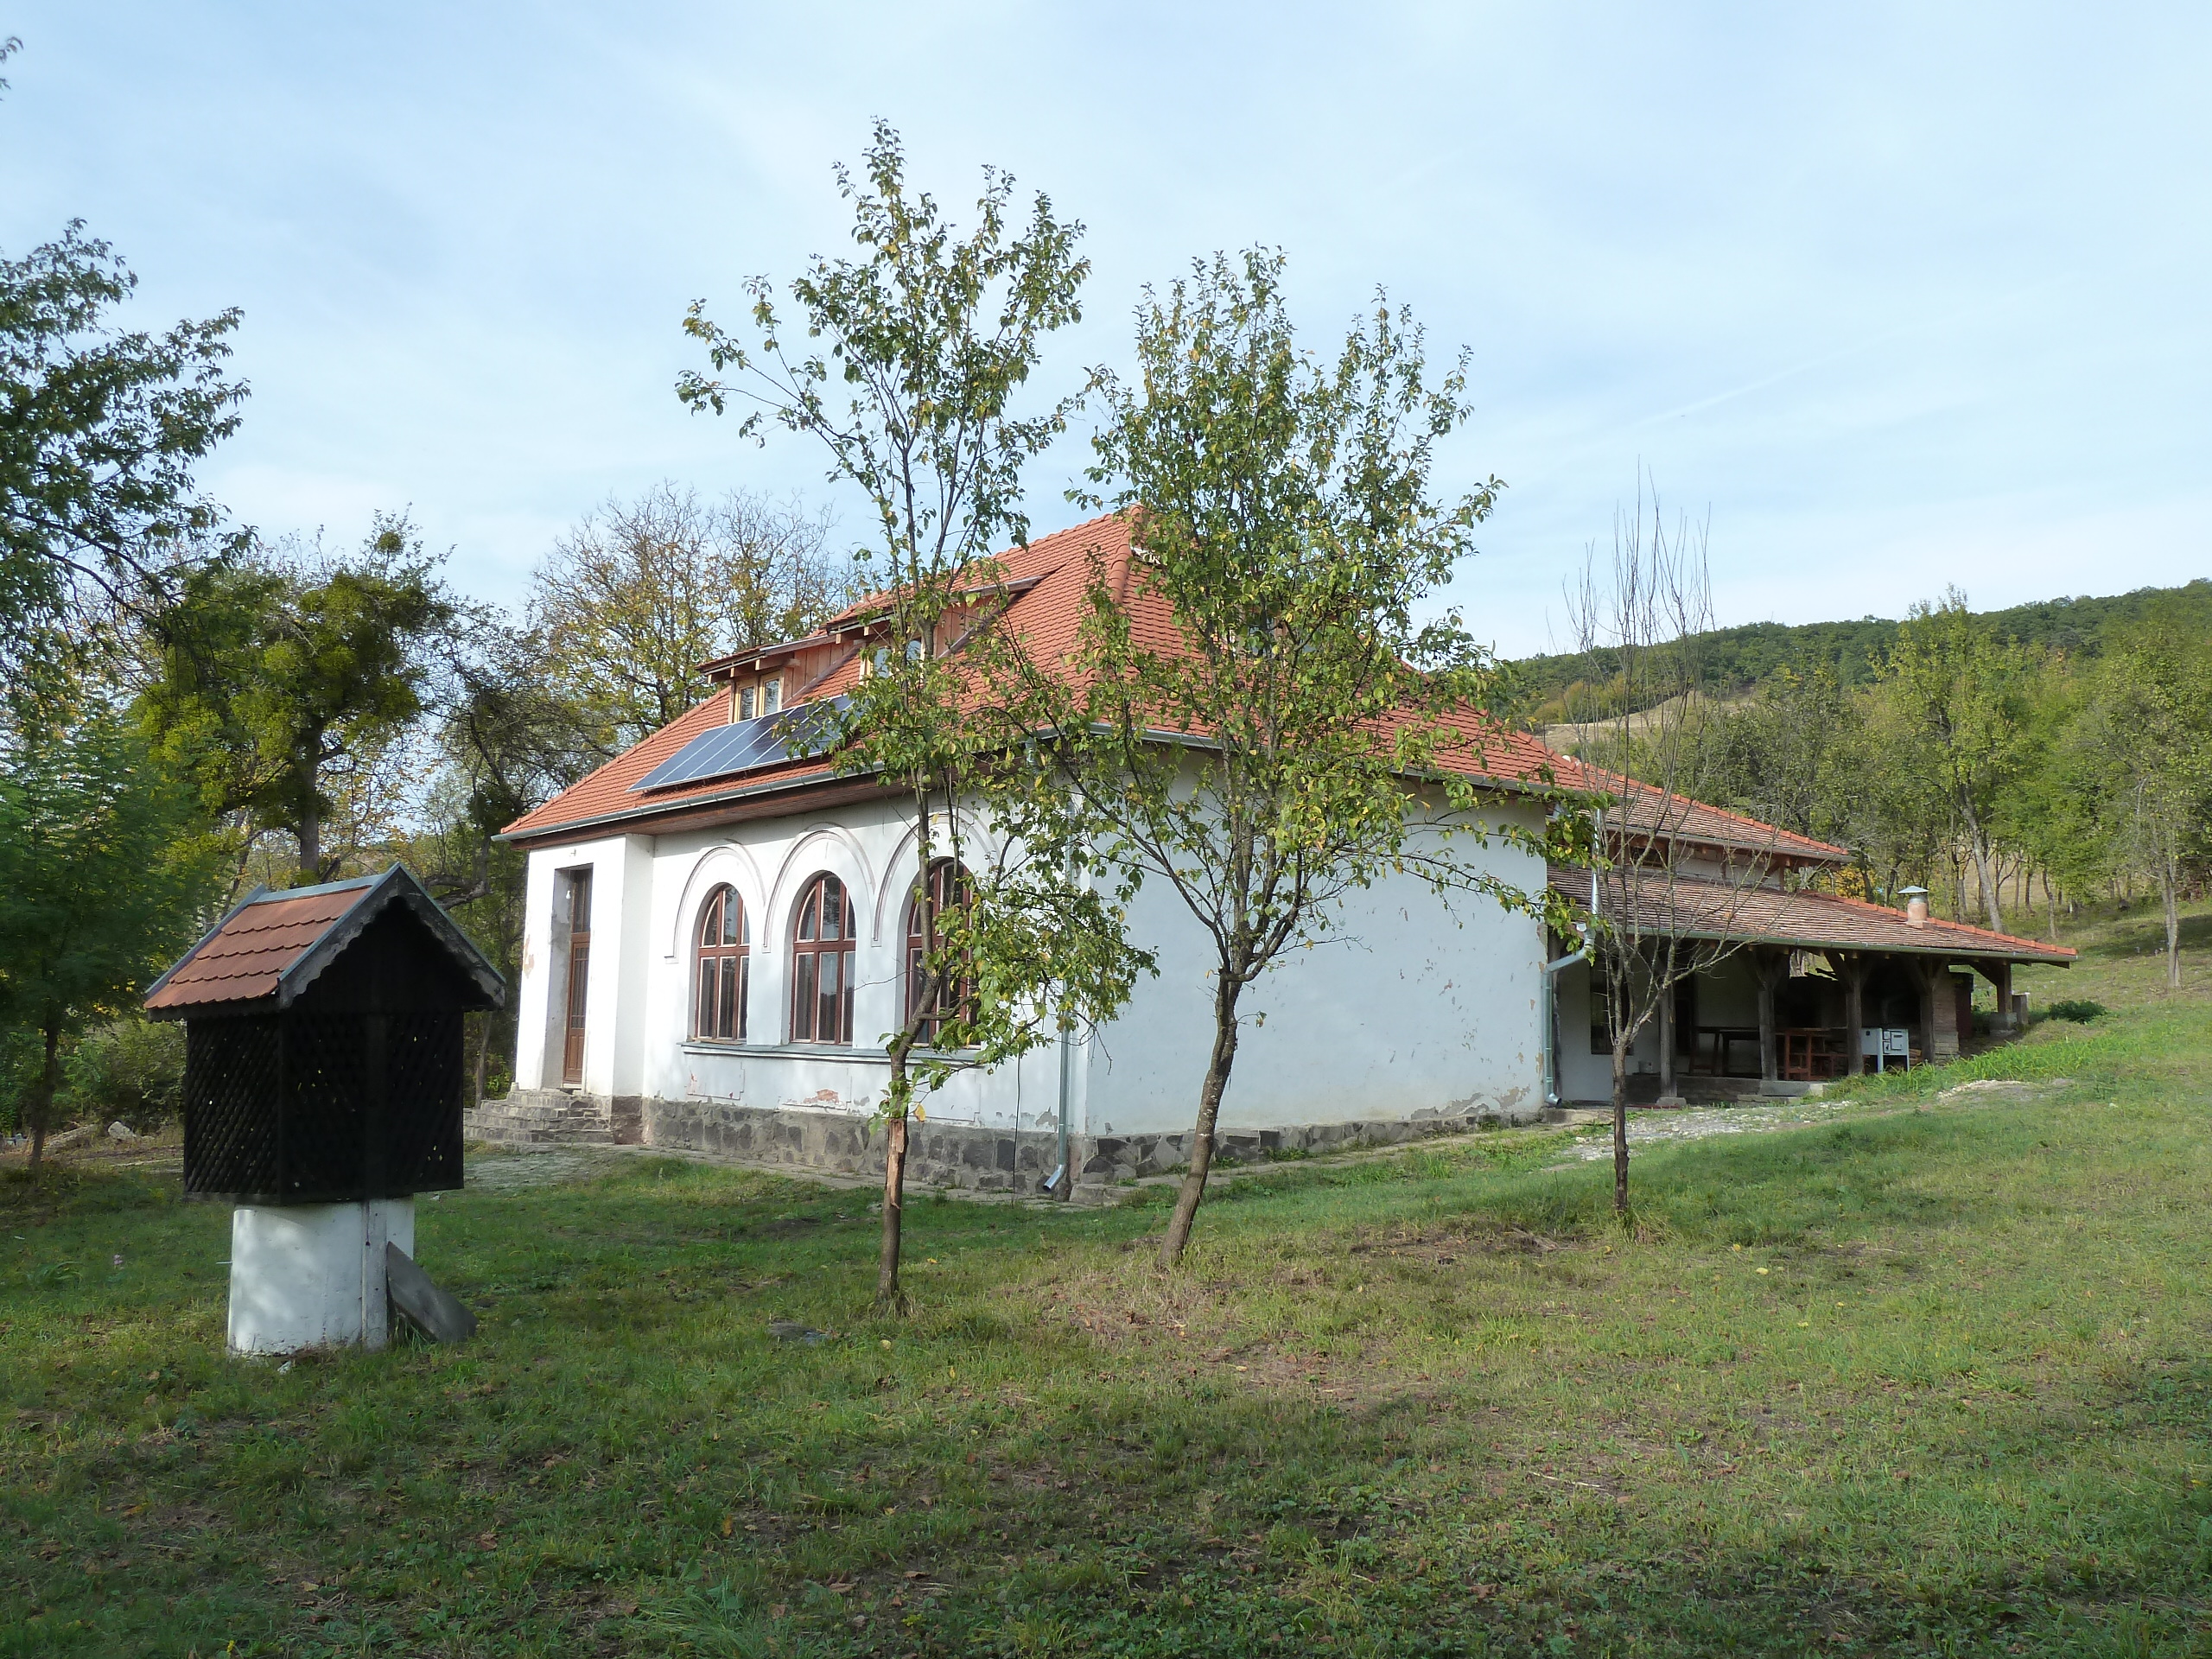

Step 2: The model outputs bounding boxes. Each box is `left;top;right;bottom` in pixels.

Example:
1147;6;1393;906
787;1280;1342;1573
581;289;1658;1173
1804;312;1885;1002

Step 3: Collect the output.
1910;958;1937;1065
1756;948;1783;1090
1658;975;1679;1104
1839;953;1868;1076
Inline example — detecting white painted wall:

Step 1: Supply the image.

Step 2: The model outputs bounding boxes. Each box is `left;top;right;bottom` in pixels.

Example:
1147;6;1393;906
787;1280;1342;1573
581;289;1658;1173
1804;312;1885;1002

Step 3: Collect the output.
1080;805;1551;1136
1553;958;1660;1103
513;791;1553;1141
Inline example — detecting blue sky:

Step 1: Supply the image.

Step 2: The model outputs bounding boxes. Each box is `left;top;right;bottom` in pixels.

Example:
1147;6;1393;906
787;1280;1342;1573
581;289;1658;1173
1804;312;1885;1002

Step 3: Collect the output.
6;3;2208;656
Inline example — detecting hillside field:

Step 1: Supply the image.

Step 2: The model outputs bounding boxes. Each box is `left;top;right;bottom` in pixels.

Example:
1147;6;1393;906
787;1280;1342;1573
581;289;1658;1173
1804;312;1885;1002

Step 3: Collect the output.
3;900;2210;1656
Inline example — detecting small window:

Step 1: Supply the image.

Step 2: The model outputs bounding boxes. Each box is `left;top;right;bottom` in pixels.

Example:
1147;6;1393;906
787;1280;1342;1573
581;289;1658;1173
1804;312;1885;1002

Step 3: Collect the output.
906;859;976;1045
693;886;749;1043
737;686;756;721
790;874;855;1045
761;677;783;715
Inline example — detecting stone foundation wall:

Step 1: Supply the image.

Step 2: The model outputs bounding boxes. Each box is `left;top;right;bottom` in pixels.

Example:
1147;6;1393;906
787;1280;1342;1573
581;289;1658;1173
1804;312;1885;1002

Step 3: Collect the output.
643;1095;1535;1198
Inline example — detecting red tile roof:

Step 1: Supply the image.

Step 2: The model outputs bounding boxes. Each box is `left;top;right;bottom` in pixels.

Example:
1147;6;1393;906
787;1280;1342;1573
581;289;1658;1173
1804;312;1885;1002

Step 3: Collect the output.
1558;763;1853;867
500;512;1567;844
1548;866;2074;963
143;867;509;1014
144;880;379;1012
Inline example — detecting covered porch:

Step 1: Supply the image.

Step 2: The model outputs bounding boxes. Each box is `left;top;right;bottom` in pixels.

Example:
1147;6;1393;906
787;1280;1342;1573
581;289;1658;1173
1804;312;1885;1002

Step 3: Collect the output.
1548;877;2075;1107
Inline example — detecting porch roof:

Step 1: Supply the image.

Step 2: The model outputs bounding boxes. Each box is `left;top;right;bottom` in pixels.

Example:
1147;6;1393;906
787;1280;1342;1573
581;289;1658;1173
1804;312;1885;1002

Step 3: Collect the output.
1548;867;2075;966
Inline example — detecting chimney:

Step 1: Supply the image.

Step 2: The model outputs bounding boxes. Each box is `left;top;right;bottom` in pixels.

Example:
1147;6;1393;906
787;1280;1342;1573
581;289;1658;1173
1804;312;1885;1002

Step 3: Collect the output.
1901;886;1929;928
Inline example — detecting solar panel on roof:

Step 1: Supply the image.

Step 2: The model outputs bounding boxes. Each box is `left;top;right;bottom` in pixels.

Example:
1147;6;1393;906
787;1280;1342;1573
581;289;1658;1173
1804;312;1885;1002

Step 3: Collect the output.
632;698;849;793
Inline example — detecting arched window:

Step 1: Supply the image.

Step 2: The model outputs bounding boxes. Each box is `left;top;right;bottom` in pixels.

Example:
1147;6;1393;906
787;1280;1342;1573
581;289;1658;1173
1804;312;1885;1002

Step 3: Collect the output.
789;874;855;1045
906;859;976;1045
694;886;749;1042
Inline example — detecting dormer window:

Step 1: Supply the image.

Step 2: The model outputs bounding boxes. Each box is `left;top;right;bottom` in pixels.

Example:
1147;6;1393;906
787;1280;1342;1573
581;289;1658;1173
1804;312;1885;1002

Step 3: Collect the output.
735;677;784;721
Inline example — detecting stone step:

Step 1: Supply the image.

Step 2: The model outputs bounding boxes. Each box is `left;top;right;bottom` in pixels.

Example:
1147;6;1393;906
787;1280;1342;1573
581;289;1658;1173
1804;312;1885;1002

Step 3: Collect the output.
464;1093;617;1148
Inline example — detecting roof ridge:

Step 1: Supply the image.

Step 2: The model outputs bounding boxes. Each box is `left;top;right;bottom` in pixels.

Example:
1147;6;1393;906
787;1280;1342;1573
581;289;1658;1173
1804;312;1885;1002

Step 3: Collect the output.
1822;888;2075;955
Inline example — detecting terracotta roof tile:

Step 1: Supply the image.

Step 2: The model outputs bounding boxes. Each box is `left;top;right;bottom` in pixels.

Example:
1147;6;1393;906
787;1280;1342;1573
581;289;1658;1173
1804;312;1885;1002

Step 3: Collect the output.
1553;759;1852;865
499;512;1690;842
143;883;375;1011
1548;866;2074;963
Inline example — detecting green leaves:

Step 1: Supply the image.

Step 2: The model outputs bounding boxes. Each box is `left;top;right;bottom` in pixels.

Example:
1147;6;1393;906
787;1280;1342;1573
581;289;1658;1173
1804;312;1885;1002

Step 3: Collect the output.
140;516;455;883
1028;250;1541;987
0;703;222;1142
0;221;246;683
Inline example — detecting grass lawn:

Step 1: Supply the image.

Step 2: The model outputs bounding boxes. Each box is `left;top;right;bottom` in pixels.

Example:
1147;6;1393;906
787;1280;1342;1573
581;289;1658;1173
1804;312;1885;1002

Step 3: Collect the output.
5;901;2211;1657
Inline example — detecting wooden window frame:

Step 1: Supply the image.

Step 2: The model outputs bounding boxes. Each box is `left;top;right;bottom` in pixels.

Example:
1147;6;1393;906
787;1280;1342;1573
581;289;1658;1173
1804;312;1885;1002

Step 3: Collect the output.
692;885;750;1044
789;873;856;1046
906;858;976;1046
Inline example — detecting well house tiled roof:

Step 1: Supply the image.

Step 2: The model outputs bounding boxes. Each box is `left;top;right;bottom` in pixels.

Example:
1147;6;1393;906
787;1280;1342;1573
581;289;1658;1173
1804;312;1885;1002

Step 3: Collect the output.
143;867;508;1014
144;878;380;1012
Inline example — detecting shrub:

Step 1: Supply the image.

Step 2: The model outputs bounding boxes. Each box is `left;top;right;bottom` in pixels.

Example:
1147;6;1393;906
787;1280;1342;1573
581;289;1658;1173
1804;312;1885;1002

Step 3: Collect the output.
2044;1000;2109;1024
60;1017;185;1134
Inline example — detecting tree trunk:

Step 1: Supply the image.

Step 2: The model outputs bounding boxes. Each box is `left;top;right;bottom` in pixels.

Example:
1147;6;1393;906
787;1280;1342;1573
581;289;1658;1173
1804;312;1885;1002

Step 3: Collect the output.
876;785;939;1314
1611;1033;1630;1216
25;1020;61;1172
2162;850;2183;991
297;798;321;886
876;1089;910;1313
1160;969;1243;1268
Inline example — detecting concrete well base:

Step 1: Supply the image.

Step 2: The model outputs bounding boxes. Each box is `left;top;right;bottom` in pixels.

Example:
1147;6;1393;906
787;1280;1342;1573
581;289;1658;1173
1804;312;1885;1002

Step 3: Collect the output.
227;1198;415;1356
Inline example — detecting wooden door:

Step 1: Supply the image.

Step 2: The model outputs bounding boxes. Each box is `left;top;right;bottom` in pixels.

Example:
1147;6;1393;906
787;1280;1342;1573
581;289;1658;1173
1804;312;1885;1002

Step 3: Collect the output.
561;870;592;1085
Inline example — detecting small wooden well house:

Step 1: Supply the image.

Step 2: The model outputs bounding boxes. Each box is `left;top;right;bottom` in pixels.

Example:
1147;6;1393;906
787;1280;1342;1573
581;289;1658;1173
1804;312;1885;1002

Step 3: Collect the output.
144;865;504;1353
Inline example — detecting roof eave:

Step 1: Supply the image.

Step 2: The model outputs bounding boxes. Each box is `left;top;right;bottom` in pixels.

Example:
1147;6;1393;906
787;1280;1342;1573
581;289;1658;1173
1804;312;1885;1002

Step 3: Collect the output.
497;763;889;847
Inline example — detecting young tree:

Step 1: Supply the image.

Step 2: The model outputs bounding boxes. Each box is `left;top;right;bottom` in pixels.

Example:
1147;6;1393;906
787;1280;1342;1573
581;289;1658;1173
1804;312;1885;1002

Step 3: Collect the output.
143;514;455;886
2095;630;2212;988
1002;251;1565;1267
681;124;1141;1311
528;484;853;760
1885;590;2036;933
1562;482;1779;1216
0;705;220;1166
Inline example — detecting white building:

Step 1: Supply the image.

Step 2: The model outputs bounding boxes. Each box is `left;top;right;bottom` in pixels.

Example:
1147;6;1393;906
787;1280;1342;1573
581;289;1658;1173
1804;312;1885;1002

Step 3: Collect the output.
476;514;2070;1193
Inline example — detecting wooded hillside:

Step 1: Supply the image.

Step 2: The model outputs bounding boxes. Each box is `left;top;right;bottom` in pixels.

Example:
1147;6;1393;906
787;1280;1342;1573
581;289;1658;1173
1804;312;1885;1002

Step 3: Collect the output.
1512;577;2212;723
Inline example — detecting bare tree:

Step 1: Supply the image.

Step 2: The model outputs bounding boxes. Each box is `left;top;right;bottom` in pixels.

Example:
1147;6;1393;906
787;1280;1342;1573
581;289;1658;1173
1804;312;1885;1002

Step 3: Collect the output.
527;484;852;760
1563;480;1783;1217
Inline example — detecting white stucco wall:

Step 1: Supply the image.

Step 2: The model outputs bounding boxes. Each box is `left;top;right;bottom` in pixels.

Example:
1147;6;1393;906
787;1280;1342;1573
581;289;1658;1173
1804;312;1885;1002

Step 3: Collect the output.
1080;806;1551;1136
512;791;1552;1141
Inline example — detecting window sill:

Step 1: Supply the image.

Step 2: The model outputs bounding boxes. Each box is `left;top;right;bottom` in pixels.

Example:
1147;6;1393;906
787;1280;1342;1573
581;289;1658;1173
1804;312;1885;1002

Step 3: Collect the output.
677;1041;980;1061
680;1041;891;1062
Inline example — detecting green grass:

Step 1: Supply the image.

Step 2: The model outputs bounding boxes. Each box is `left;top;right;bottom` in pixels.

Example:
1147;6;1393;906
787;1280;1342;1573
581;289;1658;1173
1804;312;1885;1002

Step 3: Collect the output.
5;905;2212;1656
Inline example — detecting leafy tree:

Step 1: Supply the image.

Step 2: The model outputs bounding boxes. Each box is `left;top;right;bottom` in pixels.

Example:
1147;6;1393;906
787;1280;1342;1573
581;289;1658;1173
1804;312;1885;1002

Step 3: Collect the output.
2093;631;2212;987
144;515;454;886
527;484;853;760
682;123;1143;1311
1004;250;1565;1266
405;616;601;1101
1700;664;1859;847
0;706;220;1166
1;41;246;688
1884;589;2037;932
